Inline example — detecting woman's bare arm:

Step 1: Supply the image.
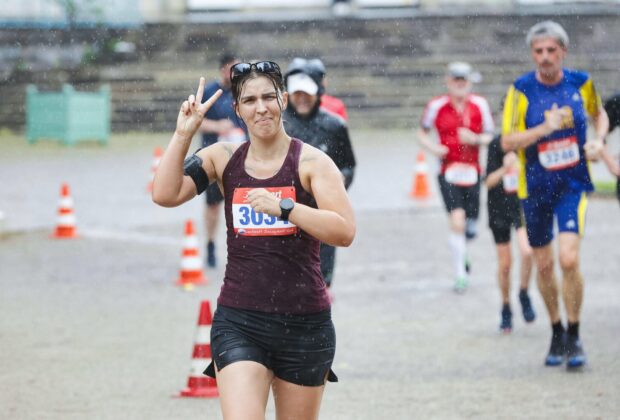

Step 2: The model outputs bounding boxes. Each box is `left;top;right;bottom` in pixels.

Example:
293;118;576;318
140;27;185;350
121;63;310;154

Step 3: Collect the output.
152;78;223;207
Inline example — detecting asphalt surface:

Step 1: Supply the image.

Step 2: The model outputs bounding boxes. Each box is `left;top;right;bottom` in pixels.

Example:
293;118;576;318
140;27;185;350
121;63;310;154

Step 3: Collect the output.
1;131;619;419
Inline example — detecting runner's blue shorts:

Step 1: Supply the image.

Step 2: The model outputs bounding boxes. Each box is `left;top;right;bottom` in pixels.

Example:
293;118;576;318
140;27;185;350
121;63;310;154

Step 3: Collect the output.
521;189;588;248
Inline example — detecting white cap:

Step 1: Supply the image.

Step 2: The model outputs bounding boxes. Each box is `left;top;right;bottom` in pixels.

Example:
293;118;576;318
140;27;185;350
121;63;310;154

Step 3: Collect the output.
287;73;319;95
448;62;472;79
447;61;481;83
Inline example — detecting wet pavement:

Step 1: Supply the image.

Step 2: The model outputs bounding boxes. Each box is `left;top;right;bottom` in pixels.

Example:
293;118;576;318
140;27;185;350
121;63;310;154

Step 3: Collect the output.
1;131;619;419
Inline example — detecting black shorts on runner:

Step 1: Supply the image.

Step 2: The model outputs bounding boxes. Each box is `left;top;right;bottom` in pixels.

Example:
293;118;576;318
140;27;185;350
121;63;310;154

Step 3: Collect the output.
438;174;480;219
489;207;524;244
204;305;338;386
488;197;525;244
205;182;224;206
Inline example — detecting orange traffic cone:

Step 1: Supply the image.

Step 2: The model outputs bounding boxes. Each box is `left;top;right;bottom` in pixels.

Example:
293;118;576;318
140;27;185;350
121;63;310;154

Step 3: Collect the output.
52;183;78;239
176;220;207;289
147;147;163;192
178;300;219;398
410;151;431;199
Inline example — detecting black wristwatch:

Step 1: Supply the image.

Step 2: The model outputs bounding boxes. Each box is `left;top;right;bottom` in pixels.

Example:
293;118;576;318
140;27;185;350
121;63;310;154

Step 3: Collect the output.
279;198;295;221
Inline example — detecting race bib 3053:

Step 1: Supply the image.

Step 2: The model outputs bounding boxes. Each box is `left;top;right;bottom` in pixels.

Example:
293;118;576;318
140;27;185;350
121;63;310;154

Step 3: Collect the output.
232;187;297;236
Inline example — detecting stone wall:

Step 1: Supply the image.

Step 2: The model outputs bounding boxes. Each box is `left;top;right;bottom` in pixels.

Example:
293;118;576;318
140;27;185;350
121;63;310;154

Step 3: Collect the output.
1;10;618;133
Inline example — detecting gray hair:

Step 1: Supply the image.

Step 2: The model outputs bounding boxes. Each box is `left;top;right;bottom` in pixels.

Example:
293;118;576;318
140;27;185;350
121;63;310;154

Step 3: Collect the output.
526;20;569;49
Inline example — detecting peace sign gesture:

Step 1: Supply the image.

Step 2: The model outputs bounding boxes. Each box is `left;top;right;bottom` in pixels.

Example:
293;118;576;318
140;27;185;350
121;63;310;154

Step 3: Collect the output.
175;77;223;140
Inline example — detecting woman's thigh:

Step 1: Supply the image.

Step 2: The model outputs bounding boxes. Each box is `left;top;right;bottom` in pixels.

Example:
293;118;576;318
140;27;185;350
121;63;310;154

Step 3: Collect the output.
215;361;273;420
272;376;326;420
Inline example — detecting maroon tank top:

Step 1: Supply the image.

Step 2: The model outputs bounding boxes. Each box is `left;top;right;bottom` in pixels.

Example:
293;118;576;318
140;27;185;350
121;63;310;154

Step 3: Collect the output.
218;138;330;314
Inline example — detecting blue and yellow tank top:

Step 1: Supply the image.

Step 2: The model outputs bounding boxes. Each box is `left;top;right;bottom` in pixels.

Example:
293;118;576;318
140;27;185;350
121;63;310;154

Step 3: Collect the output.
502;69;601;199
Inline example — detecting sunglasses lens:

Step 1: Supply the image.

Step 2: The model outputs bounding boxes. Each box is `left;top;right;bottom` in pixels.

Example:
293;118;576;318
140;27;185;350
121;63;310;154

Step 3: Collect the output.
231;61;281;81
256;61;280;75
231;63;251;79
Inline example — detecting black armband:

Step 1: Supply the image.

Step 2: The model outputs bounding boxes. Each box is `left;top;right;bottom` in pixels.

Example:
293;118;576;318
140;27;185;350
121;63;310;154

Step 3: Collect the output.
341;168;354;190
183;154;209;195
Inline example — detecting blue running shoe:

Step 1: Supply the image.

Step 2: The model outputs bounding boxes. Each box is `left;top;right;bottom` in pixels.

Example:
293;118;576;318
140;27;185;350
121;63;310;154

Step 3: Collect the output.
565;334;586;369
519;290;536;323
206;241;216;268
545;331;566;366
500;305;512;334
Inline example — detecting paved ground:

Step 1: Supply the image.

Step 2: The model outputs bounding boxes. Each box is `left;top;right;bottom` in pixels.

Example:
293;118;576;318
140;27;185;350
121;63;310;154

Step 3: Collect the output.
1;131;619;419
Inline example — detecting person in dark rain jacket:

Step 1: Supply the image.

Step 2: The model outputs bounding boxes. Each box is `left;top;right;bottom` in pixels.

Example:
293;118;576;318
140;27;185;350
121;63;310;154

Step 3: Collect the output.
283;59;356;291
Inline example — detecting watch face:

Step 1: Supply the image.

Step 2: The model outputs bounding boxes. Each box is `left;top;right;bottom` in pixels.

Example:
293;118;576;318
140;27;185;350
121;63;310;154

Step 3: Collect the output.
281;198;294;211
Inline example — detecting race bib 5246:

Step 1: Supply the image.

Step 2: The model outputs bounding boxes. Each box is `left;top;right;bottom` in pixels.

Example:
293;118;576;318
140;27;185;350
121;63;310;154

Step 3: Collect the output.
232;187;297;236
538;136;579;171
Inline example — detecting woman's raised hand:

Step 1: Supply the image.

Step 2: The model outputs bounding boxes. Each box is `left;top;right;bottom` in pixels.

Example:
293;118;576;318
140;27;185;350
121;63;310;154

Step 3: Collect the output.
175;77;223;140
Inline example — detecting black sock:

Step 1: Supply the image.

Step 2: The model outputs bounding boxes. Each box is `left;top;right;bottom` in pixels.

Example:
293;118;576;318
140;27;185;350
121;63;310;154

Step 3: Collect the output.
519;288;528;297
502;303;511;312
552;321;565;337
567;322;580;338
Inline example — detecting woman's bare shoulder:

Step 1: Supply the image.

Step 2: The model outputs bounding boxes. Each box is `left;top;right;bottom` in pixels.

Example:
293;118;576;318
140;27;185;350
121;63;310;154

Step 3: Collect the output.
197;142;243;159
299;142;330;166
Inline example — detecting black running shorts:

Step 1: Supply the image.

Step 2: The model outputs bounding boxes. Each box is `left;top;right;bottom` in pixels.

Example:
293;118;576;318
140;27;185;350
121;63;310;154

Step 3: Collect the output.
489;205;524;244
438;174;480;219
204;305;338;386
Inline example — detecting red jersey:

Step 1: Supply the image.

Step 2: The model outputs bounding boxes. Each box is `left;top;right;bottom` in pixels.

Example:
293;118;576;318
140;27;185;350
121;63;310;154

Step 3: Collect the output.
321;94;348;121
421;94;494;174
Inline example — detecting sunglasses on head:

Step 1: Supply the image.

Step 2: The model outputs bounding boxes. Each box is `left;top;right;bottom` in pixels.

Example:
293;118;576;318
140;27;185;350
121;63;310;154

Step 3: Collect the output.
230;61;282;82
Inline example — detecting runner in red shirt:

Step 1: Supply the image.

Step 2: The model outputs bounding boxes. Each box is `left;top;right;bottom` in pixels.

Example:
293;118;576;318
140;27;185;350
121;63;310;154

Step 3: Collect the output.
418;62;494;293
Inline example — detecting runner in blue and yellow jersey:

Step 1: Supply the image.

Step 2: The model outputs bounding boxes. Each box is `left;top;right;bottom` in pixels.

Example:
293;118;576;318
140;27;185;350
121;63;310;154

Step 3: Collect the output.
502;21;609;370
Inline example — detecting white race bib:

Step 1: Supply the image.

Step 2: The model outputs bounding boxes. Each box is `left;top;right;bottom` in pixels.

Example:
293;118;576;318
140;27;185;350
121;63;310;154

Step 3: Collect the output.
502;167;518;194
445;163;478;187
218;128;246;143
538;136;579;171
232;187;297;236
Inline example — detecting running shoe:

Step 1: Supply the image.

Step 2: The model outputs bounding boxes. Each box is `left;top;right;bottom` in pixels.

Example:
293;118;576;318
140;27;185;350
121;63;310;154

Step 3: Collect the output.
545;331;566;366
519;290;536;323
499;305;512;333
453;277;468;294
565;334;587;369
206;241;216;268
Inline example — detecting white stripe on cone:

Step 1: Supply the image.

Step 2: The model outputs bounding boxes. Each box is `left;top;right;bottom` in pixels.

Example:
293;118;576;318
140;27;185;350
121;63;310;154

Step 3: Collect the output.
60;197;74;207
58;214;76;226
195;326;211;344
184;236;199;248
189;358;211;376
181;256;202;270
